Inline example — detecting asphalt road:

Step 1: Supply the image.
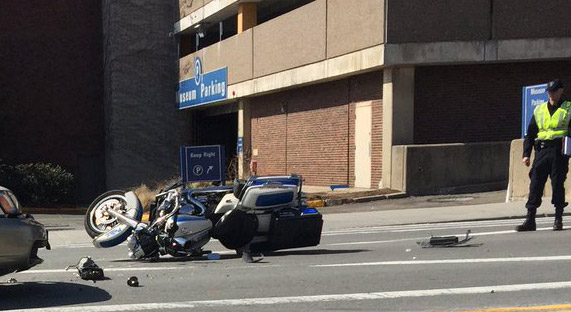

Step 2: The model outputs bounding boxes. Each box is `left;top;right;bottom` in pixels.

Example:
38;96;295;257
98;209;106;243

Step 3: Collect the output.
3;212;571;311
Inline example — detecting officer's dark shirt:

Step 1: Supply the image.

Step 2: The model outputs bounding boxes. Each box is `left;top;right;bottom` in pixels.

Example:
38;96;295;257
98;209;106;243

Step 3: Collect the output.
523;99;566;158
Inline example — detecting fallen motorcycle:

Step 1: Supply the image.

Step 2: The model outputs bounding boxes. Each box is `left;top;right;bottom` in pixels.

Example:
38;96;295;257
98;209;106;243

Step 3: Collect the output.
84;175;323;260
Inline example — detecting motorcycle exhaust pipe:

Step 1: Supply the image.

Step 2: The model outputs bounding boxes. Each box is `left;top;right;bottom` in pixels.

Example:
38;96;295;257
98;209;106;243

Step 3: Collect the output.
106;208;140;229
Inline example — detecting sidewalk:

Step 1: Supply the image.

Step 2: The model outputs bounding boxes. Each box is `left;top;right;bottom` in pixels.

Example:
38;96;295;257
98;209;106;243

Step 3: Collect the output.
321;191;571;231
302;185;405;207
323;198;526;230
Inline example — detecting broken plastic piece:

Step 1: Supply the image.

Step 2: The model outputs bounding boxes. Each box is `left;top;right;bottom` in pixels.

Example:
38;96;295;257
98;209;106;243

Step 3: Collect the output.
429;236;459;245
206;253;220;260
66;256;105;280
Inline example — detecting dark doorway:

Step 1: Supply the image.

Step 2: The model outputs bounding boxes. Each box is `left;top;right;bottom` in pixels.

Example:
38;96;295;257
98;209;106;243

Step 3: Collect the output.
194;111;238;180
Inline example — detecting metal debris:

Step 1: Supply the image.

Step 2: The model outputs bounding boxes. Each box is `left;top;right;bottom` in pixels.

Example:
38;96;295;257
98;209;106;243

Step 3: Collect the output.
242;252;264;263
127;276;139;287
7;278;17;284
417;230;483;248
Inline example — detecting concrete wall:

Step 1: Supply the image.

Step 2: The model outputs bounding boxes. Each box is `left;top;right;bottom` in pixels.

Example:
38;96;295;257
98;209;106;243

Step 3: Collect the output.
326;0;385;58
386;0;491;43
392;142;510;195
507;139;571;201
103;0;193;189
179;0;204;18
386;0;571;44
203;29;253;84
181;0;385;84
180;52;200;81
180;29;253;85
414;61;571;145
253;0;326;78
494;0;571;40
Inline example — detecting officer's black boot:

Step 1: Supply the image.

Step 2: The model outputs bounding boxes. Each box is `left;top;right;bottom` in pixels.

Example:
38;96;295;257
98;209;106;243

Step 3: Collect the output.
554;206;565;231
516;208;537;232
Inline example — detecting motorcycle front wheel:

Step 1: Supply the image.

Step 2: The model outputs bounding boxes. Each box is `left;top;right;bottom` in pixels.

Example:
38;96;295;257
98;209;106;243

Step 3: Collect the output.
84;190;127;238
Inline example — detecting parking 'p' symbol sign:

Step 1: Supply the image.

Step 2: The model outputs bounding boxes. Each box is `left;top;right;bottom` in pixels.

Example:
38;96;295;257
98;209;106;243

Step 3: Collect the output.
193;165;204;176
194;57;202;86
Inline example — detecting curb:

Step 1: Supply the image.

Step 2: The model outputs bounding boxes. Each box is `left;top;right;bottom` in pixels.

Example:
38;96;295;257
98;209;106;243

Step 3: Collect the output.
386;192;408;199
346;192;408;205
353;194;387;203
23;207;87;215
306;199;325;208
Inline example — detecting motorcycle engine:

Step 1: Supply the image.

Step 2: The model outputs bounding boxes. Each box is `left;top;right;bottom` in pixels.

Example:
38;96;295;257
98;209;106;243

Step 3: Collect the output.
127;231;159;259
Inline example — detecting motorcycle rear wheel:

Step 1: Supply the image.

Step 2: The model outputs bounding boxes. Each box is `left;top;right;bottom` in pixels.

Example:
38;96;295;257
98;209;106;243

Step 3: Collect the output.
84;190;127;238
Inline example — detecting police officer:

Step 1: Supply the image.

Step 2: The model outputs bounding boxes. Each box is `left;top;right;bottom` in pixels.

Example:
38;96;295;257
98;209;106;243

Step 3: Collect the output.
518;79;571;232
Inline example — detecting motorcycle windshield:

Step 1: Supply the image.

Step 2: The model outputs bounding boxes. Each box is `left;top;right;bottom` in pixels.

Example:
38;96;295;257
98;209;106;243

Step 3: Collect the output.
249;176;301;187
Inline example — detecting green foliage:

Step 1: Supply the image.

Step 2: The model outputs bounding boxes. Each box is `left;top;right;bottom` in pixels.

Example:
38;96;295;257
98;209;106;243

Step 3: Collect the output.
0;161;74;206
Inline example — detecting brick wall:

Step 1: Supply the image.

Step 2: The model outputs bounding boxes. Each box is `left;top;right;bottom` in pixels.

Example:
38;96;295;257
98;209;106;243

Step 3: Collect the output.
285;79;350;186
251;71;383;187
414;61;571;144
371;99;383;188
251;93;288;176
348;101;356;187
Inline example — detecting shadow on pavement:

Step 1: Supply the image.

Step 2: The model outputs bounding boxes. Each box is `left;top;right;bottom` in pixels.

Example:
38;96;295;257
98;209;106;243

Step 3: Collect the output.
0;281;111;310
265;248;369;257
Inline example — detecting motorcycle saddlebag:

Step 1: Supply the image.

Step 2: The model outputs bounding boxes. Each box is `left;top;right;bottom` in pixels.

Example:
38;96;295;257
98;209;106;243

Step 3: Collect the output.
212;209;258;250
267;208;323;251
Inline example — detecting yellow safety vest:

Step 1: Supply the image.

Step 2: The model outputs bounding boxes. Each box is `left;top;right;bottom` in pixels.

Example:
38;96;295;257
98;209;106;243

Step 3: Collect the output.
534;101;571;140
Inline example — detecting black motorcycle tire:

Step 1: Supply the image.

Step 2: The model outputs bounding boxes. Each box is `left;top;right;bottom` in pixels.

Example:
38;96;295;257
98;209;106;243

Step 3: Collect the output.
84;190;127;238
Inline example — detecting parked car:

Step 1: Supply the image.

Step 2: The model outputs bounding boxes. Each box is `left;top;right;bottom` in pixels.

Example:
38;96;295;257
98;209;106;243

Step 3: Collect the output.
0;186;50;276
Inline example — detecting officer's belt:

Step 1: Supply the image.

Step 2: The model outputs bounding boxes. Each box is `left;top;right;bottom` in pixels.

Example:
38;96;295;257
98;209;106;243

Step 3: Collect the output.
536;140;561;149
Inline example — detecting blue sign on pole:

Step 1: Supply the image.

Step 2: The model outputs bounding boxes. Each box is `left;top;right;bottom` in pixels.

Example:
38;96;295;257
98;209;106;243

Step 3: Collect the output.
522;83;548;138
237;137;243;154
180;145;225;183
178;57;228;109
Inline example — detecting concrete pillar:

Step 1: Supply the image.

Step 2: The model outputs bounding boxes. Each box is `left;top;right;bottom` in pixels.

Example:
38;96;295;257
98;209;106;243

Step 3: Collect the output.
102;0;191;189
237;2;257;34
238;99;251;179
381;67;415;190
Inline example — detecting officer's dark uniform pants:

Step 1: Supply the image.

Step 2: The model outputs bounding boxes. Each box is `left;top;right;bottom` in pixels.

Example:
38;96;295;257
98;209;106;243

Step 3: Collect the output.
526;143;570;214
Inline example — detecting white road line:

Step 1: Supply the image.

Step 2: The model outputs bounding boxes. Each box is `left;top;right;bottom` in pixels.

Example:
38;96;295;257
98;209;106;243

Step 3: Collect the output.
328;238;416;246
313;254;571;268
328;227;552;246
8;281;571;311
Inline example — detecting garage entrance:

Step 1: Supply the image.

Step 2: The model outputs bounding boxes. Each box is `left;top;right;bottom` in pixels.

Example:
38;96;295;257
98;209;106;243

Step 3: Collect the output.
193;110;238;181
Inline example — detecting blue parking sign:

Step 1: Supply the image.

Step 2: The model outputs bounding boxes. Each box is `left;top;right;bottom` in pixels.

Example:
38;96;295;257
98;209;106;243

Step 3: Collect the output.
180;145;225;183
522;83;548;138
